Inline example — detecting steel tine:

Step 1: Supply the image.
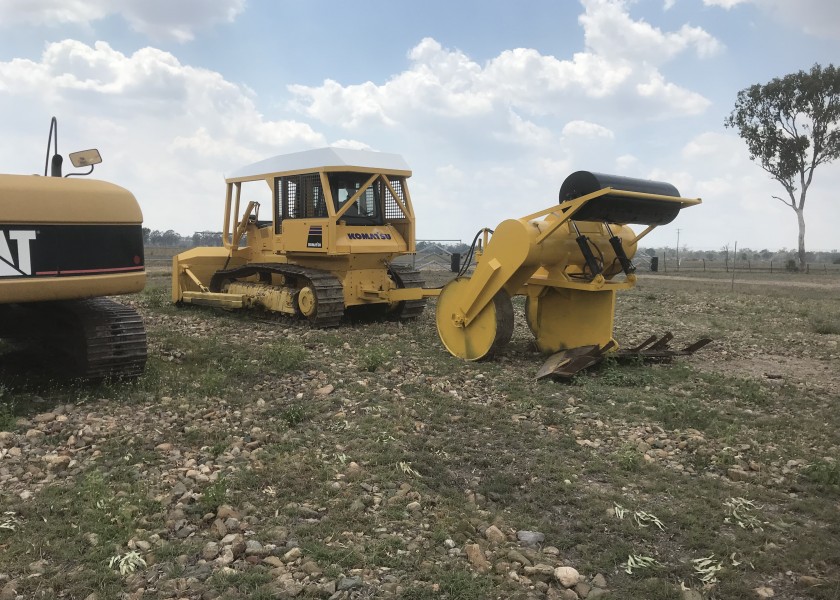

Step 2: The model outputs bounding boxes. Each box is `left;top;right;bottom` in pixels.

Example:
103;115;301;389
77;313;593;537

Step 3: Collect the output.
647;331;674;352
626;334;658;353
678;338;713;354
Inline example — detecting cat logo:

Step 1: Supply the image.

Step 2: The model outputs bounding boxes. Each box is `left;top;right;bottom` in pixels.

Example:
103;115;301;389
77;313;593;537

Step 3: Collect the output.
0;229;37;277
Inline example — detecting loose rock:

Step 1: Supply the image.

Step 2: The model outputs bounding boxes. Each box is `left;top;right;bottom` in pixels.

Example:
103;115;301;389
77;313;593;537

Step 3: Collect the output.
465;544;491;572
485;525;507;545
554;566;581;588
516;530;545;546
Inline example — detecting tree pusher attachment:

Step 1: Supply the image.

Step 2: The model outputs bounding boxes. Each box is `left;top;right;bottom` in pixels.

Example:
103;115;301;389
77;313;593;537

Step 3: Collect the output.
434;171;710;378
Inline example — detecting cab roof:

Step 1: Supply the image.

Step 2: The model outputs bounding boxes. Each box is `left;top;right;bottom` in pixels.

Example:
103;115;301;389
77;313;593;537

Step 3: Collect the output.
227;147;411;182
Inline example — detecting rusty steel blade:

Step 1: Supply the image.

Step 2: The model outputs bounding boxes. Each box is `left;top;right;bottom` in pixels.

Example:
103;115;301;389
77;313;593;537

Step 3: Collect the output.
616;334;712;360
536;340;616;380
536;335;712;380
678;338;713;354
647;331;674;352
625;334;658;352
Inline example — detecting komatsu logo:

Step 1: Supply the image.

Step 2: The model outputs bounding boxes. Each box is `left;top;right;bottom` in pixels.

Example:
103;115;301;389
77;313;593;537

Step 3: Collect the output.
348;233;392;240
0;229;37;277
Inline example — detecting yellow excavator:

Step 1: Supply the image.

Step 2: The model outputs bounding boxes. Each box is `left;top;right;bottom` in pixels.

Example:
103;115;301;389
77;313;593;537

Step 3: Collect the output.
435;171;710;378
0;118;147;378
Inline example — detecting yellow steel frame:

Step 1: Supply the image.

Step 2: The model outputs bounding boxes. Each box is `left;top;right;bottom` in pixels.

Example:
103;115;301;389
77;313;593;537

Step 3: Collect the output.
458;187;701;326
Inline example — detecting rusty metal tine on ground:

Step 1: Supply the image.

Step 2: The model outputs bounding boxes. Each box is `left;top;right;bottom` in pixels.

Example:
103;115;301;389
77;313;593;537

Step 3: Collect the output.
647;331;675;352
625;334;658;352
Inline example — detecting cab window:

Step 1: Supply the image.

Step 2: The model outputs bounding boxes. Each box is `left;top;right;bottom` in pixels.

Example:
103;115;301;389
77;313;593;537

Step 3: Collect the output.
328;172;383;225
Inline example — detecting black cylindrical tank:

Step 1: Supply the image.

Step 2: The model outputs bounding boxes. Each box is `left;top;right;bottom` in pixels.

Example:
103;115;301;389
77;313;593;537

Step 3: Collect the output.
559;171;682;225
450;252;461;273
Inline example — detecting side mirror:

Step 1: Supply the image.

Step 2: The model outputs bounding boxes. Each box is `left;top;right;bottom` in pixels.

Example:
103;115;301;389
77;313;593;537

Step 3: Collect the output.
69;149;102;168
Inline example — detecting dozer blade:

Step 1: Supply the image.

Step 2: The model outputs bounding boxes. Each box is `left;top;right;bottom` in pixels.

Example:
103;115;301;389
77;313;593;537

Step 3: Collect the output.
536;340;616;380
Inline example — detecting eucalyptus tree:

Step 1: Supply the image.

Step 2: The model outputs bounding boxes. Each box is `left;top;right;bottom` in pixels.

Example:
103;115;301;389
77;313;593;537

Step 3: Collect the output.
725;64;840;270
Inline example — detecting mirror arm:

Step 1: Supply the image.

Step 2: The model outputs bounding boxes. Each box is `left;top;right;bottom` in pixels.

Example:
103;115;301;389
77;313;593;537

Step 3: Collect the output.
65;165;95;178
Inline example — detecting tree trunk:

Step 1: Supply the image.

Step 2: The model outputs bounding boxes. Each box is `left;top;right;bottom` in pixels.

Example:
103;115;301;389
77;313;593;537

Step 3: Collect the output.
796;208;806;271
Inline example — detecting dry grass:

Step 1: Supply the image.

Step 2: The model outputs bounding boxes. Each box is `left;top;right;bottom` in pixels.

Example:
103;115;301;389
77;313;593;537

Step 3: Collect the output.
1;270;838;599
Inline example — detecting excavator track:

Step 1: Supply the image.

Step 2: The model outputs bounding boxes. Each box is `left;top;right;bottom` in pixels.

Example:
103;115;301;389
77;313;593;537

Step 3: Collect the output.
0;298;146;379
210;263;345;327
387;265;427;321
63;298;147;379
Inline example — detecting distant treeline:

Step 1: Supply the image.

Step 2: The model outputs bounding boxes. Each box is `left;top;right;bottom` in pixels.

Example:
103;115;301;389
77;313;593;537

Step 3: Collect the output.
143;229;222;247
638;246;840;265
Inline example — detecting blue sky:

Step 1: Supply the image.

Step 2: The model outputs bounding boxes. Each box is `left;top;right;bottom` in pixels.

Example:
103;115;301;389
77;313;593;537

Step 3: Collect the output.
1;0;838;252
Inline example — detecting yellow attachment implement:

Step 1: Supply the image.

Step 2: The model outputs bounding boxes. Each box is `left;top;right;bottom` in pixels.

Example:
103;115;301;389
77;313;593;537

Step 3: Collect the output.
435;171;701;363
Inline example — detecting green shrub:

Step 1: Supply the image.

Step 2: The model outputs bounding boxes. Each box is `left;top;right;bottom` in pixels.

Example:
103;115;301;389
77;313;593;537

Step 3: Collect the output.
199;477;228;514
265;343;306;372
280;404;308;427
810;314;840;335
803;459;840;486
360;347;390;372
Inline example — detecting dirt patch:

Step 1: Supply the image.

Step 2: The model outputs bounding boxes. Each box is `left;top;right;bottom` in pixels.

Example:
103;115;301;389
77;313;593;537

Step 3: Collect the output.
691;353;839;395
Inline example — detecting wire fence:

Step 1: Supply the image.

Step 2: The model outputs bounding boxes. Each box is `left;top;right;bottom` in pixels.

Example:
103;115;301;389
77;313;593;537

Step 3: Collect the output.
636;256;840;275
392;240;463;271
147;245;840;275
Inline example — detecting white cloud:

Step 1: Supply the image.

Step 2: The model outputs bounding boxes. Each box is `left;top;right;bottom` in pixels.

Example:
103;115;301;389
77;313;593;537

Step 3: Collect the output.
0;40;325;231
562;120;615;139
580;0;723;63
703;0;749;8
681;131;747;168
635;72;711;116
0;0;245;42
290;0;720;145
330;139;374;151
497;111;556;147
284;1;725;245
615;154;639;172
0;0;107;25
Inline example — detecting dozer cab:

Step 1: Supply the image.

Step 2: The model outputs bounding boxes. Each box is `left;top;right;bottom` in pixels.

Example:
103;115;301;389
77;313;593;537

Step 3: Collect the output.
435;171;711;378
0;118;147;379
172;148;436;325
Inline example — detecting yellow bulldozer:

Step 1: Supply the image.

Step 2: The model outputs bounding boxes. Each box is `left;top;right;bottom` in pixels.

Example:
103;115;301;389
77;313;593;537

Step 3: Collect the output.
0;118;147;379
173;146;707;377
172;147;435;324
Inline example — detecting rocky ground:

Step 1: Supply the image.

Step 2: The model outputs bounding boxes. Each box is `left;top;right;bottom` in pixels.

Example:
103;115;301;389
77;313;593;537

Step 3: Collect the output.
1;272;838;599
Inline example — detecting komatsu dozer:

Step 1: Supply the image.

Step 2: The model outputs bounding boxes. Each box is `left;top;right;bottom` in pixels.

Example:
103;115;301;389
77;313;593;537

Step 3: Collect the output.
172;148;436;325
0;118;147;379
435;171;710;378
